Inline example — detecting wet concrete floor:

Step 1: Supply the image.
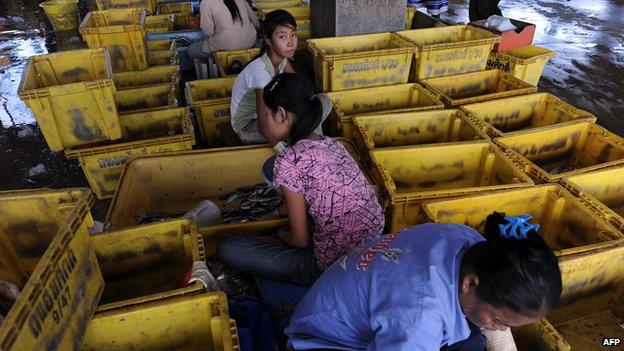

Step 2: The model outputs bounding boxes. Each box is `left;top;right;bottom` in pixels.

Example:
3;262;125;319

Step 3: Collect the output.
0;0;623;221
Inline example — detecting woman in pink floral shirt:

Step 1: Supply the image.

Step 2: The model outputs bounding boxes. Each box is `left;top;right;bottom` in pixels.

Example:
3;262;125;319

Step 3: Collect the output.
218;73;384;285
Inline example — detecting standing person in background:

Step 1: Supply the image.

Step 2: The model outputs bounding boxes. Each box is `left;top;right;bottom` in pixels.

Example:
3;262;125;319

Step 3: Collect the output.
218;73;385;286
186;0;260;61
469;0;502;21
285;212;562;350
409;0;448;17
230;10;298;145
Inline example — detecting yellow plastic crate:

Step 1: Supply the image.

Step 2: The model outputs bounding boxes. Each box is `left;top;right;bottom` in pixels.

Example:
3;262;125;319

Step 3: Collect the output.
146;0;159;13
64;107;194;199
395;25;499;80
147;38;177;51
562;165;624;232
512;319;571;351
422;184;624;298
96;0;148;11
420;69;537;106
370;141;534;232
352;109;489;166
214;48;261;77
83;292;239;351
460;92;597;138
185;77;239;147
148;49;179;66
92;219;205;312
113;65;179;90
295;17;311;51
106;145;275;229
18;48;121;152
0;188;103;351
114;83;178;114
535;242;624;351
118;106;193;140
79;8;148;72
422;185;624;351
144;13;174;33
308;32;414;92
494;122;624;183
257;4;308;18
326;83;444;139
97;0;159;14
157;2;192;30
405;6;415;29
254;0;302;9
487;45;556;85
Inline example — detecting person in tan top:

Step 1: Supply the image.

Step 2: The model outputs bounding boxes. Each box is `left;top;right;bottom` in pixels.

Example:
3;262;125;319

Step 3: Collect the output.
187;0;260;61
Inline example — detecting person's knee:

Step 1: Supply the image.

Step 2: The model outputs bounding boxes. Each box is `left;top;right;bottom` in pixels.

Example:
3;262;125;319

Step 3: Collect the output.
217;236;242;265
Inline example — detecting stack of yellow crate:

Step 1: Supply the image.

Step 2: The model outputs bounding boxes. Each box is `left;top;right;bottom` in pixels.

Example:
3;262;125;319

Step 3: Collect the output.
17;4;624;349
156;1;195;30
82;219;241;351
95;0;158;14
0;188;102;351
40;8;190;200
304;22;624;351
19;39;190;200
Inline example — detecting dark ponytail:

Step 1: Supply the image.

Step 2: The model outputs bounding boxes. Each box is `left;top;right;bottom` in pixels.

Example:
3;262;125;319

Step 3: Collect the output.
263;73;323;145
223;0;242;24
462;212;562;316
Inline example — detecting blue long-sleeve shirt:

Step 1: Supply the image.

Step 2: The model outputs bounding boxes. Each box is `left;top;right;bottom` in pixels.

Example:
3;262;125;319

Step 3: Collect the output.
285;223;485;350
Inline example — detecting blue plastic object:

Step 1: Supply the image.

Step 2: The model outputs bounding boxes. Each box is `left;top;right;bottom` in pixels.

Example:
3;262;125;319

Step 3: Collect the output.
147;29;205;43
498;214;541;239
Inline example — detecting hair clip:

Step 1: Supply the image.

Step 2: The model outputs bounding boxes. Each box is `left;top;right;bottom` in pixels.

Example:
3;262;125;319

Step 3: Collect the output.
498;214;541;239
268;78;280;92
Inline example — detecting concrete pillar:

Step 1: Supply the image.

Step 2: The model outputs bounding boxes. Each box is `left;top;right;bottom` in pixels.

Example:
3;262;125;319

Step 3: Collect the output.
311;0;406;38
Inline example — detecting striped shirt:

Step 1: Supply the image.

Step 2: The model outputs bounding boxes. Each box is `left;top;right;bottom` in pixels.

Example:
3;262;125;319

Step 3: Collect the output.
230;53;288;134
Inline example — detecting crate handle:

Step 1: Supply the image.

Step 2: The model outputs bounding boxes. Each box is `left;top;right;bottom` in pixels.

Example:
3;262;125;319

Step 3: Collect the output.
89;52;102;80
96;81;105;101
30;90;45;110
479;151;495;186
449;116;462;141
562;181;581;197
549;193;567;226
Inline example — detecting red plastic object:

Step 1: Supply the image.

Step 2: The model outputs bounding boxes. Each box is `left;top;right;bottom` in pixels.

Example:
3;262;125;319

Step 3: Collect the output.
469;19;536;52
181;265;193;287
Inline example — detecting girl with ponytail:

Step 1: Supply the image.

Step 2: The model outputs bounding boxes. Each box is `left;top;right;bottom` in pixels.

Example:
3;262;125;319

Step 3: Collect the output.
218;73;385;286
187;0;259;62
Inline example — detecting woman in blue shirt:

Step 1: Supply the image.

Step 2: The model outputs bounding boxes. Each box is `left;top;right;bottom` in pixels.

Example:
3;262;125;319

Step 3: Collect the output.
285;212;562;350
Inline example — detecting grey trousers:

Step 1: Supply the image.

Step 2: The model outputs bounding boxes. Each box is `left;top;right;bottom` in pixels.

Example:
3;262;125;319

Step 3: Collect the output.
187;41;213;61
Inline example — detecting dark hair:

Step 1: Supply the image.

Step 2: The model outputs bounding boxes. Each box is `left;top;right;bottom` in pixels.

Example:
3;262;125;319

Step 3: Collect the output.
258;9;297;56
462;212;562;316
223;0;242;24
263;73;322;145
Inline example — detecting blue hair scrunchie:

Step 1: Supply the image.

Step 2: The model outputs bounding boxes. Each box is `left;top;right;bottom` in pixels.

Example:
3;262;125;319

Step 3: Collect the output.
498;214;541;239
